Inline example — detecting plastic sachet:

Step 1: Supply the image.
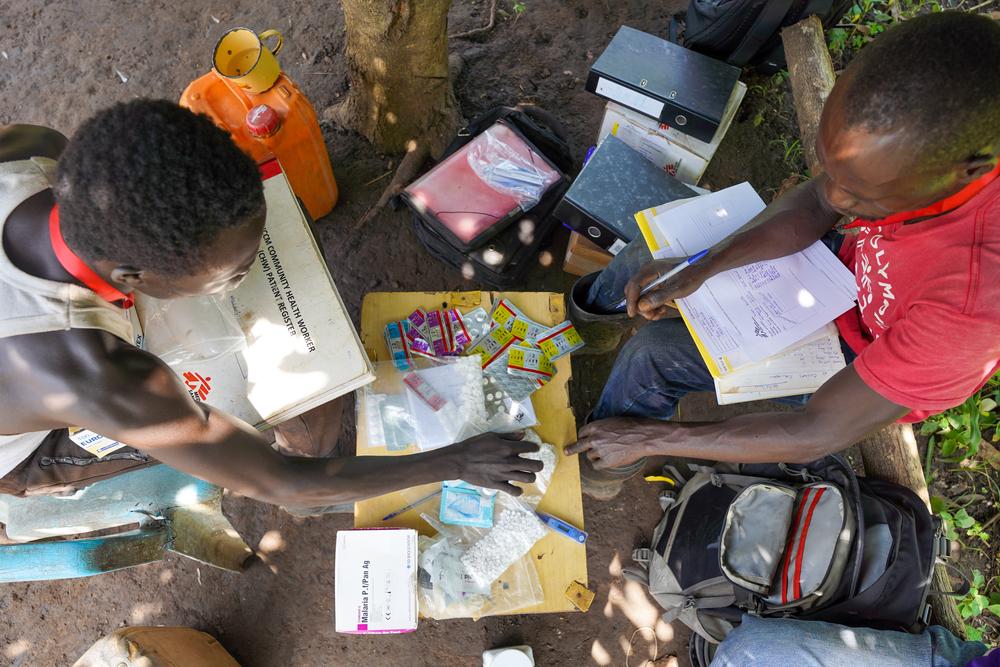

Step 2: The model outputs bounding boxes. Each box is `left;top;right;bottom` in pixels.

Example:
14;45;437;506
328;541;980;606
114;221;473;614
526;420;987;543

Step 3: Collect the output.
139;293;247;366
460;493;549;588
417;503;545;620
440;480;495;528
467;127;561;210
356;357;489;453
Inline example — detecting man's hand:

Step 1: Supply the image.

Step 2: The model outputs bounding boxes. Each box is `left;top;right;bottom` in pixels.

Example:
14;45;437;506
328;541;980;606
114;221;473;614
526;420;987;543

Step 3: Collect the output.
438;432;544;496
624;259;709;320
565;418;651;469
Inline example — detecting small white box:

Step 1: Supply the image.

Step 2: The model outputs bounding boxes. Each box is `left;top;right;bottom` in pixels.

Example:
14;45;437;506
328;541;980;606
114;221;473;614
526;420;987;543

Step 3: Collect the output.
335;528;418;634
597;81;747;185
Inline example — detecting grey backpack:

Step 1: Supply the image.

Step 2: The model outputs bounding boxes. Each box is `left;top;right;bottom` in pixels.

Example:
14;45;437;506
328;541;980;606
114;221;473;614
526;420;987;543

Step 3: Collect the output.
625;455;949;643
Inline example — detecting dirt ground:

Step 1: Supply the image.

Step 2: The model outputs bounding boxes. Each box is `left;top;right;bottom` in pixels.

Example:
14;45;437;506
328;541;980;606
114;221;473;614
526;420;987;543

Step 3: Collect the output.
0;1;798;665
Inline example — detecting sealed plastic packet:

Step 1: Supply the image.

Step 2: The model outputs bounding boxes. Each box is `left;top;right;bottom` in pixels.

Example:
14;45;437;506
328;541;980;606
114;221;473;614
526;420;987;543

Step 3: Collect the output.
140;293;247;366
466;126;561;210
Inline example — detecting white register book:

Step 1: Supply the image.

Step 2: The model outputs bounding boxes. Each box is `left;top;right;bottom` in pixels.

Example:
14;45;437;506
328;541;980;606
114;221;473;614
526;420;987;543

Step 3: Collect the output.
133;160;374;428
634;182;857;404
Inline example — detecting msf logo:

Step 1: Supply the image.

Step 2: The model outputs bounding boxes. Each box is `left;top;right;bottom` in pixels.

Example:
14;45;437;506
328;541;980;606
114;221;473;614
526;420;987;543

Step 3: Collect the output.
183;371;213;402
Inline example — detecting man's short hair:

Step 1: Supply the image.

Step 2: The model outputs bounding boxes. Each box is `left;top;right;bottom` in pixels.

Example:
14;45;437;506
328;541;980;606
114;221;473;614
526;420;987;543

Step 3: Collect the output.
844;11;1000;168
55;99;264;276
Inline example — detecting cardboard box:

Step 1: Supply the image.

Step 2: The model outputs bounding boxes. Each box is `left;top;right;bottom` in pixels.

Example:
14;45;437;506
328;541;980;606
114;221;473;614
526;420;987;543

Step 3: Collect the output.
563;232;613;276
597;81;747;184
335;529;418;634
133;161;374;428
553;136;696;254
586;26;741;143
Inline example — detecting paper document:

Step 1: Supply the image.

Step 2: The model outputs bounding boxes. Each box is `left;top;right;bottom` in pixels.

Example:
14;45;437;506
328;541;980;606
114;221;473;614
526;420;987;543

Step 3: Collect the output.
636;182;857;379
636;181;763;259
713;324;846;404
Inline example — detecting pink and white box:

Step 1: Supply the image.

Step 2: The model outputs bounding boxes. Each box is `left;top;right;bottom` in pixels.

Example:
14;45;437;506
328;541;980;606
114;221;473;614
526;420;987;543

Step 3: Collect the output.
335;528;418;634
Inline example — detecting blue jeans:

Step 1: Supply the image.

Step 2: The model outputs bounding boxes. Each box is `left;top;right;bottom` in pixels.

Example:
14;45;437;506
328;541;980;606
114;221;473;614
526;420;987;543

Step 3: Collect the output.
587;237;851;421
711;615;989;667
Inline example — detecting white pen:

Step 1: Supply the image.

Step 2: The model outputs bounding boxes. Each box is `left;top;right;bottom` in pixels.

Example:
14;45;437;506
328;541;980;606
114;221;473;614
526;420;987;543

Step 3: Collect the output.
614;248;710;312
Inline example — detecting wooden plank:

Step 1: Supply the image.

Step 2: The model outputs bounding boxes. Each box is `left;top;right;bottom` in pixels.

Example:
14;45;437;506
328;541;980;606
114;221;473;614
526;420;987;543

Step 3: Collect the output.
354;291;585;615
0;526;168;582
0;465;217;543
783;17;966;636
781;15;837;173
563;232;613;277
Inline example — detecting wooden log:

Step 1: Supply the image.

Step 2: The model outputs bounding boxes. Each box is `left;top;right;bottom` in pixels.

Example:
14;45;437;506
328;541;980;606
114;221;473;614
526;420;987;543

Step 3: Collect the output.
780;15;836;173
782;17;966;637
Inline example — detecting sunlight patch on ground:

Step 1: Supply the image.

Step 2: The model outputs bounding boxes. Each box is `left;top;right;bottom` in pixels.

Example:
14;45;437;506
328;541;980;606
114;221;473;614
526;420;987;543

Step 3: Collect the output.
5;640;30;658
258;530;286;554
130;602;163;624
590;639;612;665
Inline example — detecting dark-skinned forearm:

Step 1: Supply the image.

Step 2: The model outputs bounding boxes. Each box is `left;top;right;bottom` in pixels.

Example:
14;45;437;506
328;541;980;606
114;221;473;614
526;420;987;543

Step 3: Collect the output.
144;407;460;507
631;397;904;465
272;450;460;507
636;412;844;464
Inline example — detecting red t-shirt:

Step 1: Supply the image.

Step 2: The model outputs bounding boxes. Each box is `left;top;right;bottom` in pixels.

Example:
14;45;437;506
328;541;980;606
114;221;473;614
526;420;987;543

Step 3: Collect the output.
835;175;1000;422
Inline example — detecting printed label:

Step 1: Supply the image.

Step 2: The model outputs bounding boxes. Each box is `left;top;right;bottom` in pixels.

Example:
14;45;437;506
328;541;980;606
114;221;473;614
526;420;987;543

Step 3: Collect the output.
595;76;665;120
68;427;129;458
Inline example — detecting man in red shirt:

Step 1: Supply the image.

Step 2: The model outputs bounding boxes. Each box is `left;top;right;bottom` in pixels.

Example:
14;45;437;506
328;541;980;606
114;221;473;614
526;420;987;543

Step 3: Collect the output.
568;12;1000;497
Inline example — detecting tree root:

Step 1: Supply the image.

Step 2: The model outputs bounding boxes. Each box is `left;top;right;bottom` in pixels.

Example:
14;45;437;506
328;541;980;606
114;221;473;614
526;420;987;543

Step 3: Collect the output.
352;142;431;231
449;0;499;39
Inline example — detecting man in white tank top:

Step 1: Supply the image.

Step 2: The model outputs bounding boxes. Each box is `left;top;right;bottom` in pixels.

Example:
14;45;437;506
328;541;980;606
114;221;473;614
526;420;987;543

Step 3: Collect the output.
0;100;541;503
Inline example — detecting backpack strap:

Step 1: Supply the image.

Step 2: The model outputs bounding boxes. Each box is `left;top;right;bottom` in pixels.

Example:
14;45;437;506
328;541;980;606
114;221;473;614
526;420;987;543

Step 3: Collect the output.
708;473;772;488
657;593;738;623
928;562;972;598
632;547;653;567
623;566;650;586
727;0;796;66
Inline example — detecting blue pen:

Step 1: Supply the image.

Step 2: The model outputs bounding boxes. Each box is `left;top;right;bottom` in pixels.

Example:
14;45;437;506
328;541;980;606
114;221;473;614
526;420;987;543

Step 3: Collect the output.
613;248;710;312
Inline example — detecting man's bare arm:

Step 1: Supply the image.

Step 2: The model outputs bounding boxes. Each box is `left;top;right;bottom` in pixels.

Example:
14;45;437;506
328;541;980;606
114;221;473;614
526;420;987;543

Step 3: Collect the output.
11;332;541;506
568;364;908;466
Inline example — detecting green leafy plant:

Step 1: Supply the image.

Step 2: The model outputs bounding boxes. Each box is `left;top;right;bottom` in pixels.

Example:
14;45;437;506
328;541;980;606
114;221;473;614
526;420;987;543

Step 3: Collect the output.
957;570;1000;641
937;506;991;547
827;1;947;60
512;1;526;17
921;376;1000;464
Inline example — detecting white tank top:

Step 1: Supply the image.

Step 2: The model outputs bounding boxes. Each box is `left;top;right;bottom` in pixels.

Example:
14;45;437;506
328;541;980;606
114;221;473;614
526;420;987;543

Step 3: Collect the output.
0;158;134;478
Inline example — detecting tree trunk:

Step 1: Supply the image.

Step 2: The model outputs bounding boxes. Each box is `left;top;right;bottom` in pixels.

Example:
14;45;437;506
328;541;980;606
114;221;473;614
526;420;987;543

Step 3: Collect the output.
337;0;460;156
782;16;966;638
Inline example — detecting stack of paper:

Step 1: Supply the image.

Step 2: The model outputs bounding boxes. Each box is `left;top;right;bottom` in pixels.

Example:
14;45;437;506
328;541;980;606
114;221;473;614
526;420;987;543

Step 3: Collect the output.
635;183;857;404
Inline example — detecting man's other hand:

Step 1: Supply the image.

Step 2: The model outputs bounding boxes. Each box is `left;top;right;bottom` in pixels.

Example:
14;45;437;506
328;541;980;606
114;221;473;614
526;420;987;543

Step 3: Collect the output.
566;418;650;469
624;258;708;320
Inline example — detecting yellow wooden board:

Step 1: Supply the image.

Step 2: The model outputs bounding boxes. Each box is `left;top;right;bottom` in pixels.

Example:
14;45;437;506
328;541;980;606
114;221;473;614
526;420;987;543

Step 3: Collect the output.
355;291;586;616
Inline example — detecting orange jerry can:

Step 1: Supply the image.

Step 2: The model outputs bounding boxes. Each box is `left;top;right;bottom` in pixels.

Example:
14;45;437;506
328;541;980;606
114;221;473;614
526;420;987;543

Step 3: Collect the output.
180;71;339;220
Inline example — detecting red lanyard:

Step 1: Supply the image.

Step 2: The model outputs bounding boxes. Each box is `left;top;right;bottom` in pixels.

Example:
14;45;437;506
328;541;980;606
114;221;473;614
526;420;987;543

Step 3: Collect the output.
48;204;134;309
845;163;1000;230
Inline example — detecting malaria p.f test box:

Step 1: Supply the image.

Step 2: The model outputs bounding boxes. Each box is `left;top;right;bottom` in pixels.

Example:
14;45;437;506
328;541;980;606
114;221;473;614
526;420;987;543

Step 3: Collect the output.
335;528;418;634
